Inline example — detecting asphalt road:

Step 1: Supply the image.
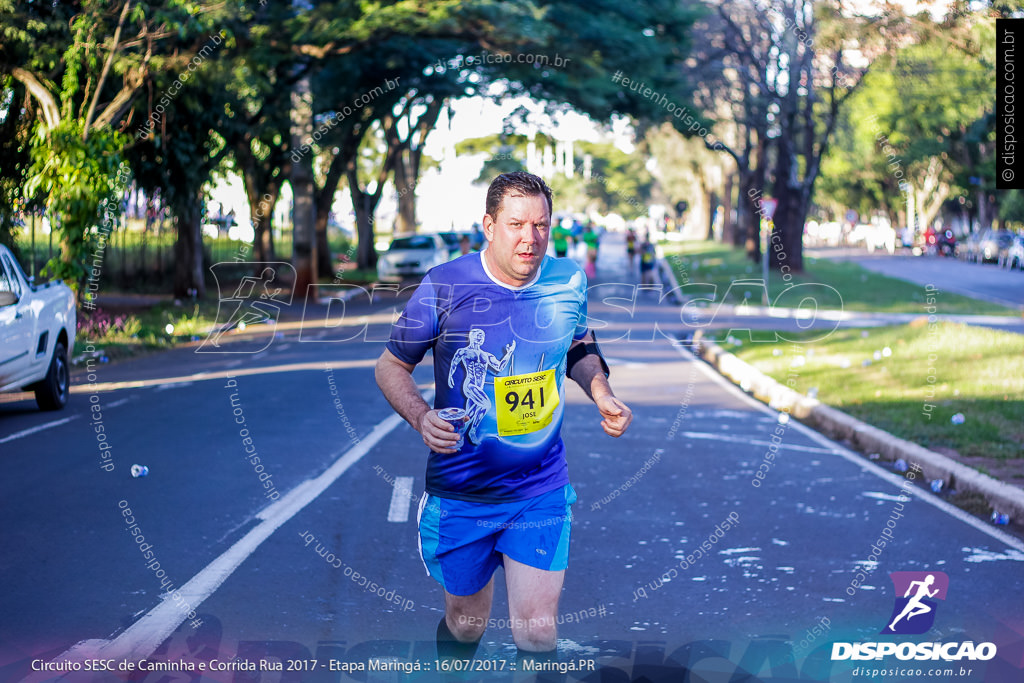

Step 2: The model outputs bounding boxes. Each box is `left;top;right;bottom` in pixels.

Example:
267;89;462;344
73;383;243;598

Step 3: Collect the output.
806;247;1024;311
2;239;1023;683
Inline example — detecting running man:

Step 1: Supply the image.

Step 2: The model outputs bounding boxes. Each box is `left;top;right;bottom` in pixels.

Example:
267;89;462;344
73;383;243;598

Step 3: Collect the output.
888;574;939;631
375;172;633;669
639;233;658;285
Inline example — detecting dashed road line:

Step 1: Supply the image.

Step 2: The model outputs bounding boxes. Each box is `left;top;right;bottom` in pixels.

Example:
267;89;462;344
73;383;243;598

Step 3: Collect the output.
0;416;80;445
387;476;415;522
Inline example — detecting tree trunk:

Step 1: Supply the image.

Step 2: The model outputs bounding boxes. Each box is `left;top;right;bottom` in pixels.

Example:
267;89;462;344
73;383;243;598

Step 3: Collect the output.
767;189;804;272
353;191;378;271
315;209;332;275
315;153;347;276
740;153;765;262
705;188;717;241
173;199;204;298
976;189;993;232
721;169;735;245
915;185;948;234
386;97;442;234
349;169;383;271
249;182;279;265
290;70;317;295
913;157;949;233
237;142;281;266
394;159;417;233
744;133;768;260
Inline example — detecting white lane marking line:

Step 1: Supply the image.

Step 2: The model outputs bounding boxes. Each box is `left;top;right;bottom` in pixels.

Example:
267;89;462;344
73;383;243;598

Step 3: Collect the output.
154;383;192;392
673;342;1024;553
677;430;835;453
1;397;133;444
688;409;773;420
71;358;377;394
387;476;415;522
605;357;647;368
0;415;79;445
40;391;433;669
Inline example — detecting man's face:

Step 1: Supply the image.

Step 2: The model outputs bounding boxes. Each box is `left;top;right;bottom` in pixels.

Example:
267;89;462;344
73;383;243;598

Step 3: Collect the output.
482;193;550;286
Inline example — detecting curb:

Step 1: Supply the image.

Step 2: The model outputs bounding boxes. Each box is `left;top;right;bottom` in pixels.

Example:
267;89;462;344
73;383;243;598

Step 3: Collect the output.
657;250;1024;523
690;331;1024;523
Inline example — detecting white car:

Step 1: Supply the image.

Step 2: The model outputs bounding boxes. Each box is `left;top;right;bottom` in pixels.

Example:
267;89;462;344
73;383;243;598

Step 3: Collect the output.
999;234;1024;271
0;244;77;410
376;234;450;280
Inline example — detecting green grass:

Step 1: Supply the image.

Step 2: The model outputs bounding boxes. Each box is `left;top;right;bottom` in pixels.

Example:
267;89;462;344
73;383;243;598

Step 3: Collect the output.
74;263;383;362
320;266;379;286
719;322;1024;462
660;241;1018;316
74;299;227;361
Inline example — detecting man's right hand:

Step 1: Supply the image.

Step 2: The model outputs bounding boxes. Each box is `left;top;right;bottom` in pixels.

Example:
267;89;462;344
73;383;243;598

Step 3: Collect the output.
418;410;461;454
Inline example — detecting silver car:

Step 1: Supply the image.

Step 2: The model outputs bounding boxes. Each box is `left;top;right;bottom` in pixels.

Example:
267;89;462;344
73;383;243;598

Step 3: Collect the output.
376;234;449;280
1000;234;1024;271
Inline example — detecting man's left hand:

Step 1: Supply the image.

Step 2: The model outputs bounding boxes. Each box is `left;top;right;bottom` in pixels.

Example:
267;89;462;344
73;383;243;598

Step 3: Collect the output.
596;395;632;437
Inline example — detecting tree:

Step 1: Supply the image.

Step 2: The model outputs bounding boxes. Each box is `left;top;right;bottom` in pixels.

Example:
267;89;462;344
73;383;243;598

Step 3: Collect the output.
817;10;995;234
647;122;732;239
219;2;297;265
686;0;904;269
0;76;34;254
554;141;653;219
127;46;233;298
2;0;227;293
456;129;532;183
273;0;554;278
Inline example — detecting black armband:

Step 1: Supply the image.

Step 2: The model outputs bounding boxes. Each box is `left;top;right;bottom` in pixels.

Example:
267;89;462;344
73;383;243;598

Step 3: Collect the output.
566;332;610;379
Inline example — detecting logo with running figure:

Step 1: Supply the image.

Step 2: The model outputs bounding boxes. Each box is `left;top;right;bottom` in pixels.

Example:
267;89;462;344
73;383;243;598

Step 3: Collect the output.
881;571;949;635
199;262;294;353
447;328;515;444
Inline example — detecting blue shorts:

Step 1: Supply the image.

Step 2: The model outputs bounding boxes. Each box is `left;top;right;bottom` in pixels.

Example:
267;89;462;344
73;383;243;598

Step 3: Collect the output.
417;484;577;596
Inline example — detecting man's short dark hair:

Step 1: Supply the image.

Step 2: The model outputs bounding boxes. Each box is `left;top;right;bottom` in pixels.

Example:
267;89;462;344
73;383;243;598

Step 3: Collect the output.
485;172;553;220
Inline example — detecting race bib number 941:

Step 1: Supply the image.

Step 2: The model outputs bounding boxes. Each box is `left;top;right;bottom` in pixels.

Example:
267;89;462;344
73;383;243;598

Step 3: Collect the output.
494;369;559;437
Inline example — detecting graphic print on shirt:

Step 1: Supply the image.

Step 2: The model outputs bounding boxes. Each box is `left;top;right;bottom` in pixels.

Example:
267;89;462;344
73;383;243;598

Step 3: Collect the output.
447;328;516;444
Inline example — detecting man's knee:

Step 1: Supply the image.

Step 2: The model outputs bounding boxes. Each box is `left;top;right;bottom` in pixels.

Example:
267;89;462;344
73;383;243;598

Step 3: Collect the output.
447;612;487;642
512;615;557;651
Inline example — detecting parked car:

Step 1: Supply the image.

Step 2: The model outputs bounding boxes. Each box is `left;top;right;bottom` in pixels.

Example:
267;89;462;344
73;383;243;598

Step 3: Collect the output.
999;234;1024;271
956;231;983;261
376;233;449;280
0;244;76;410
976;228;1015;263
853;223;896;254
804;221;842;247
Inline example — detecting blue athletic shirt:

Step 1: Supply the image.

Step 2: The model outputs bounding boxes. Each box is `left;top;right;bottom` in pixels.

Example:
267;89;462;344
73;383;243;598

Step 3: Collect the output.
386;250;589;503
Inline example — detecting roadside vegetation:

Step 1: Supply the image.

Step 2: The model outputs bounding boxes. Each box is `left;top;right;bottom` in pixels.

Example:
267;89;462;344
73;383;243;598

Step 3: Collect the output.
718;323;1024;481
661;241;1018;317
